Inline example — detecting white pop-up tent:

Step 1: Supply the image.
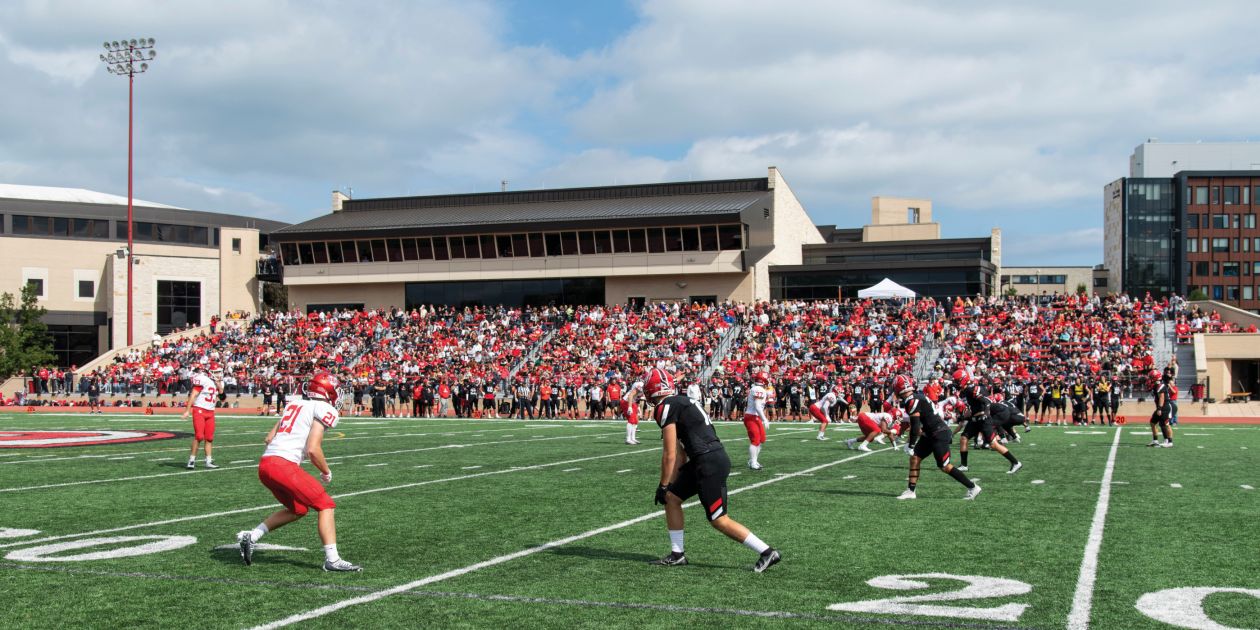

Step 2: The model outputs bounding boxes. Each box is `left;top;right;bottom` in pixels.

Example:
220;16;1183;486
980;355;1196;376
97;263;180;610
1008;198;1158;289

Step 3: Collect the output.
857;278;916;299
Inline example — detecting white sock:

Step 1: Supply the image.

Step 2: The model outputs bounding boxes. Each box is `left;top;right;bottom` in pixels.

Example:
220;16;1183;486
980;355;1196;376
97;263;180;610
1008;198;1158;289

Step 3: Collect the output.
669;529;685;553
749;444;757;462
742;532;770;554
324;543;340;563
631;425;637;441
627;424;633;441
250;523;269;542
818;431;825;438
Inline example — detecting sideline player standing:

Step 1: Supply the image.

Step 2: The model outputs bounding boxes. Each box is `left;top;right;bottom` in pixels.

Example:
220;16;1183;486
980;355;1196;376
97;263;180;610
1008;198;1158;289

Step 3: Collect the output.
1149;372;1174;447
893;374;981;501
181;363;223;469
742;372;771;469
641;367;781;572
236;372;361;572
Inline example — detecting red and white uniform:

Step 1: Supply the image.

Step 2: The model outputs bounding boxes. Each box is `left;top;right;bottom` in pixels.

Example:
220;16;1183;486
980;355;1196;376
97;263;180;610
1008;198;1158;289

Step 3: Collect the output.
742;384;769;446
189;372;219;441
259;398;339;516
857;411;895;437
809;391;838;423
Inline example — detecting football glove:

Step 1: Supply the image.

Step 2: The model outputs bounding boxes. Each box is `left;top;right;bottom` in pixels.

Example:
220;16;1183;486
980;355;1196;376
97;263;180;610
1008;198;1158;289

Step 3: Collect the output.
320;470;333;484
654;484;669;505
217;393;227;402
902;443;914;455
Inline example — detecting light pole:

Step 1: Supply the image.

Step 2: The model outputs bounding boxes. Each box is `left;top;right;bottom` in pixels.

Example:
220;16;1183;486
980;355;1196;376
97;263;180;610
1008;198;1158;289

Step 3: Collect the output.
100;38;156;346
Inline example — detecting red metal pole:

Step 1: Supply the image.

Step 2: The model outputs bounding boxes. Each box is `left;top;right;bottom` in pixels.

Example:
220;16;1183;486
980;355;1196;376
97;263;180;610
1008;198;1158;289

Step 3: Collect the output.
126;62;134;346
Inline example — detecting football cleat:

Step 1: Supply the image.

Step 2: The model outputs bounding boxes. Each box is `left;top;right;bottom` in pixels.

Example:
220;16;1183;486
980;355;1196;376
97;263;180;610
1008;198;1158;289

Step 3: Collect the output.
857;442;872;452
896;489;917;500
1162;440;1174;448
323;559;363;572
1148;439;1161;447
873;435;887;444
964;485;983;500
649;551;688;567
845;438;856;450
956;465;969;472
816;434;828;441
186;460;195;469
1007;461;1023;474
748;462;763;470
236;531;255;566
204;460;219;469
753;548;781;573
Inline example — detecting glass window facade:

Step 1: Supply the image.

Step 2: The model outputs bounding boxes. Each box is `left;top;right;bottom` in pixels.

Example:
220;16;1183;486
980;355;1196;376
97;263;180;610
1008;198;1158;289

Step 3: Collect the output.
1122;179;1178;297
770;269;989;301
156;280;201;334
405;277;605;309
46;324;98;368
277;224;744;266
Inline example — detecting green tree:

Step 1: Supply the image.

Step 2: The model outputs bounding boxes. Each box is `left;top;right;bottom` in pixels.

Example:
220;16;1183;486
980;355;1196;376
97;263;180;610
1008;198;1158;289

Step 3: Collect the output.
0;283;55;379
1188;288;1208;301
1076;283;1088;295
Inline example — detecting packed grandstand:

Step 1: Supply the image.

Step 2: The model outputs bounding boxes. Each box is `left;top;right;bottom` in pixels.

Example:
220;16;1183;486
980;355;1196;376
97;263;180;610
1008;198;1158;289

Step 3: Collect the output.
6;292;1245;414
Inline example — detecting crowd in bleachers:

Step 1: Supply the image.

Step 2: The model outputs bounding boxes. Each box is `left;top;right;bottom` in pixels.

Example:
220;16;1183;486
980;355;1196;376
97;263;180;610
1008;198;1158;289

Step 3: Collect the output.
7;292;1255;414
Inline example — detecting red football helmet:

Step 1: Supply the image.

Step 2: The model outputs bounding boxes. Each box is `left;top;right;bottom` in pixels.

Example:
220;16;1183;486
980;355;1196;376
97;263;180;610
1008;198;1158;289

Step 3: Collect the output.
642;367;675;402
306;372;340;406
882;400;894;414
952;369;970;388
892;374;915;397
753;371;770;386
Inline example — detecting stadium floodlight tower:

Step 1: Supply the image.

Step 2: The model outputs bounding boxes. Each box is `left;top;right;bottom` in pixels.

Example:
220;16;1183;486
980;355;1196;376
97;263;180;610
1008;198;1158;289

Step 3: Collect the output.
99;37;157;346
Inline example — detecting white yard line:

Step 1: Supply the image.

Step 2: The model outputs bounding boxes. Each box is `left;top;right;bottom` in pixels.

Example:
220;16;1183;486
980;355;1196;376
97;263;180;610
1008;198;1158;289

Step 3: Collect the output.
364;463;389;468
0;444;664;550
0;432;617;494
0;424;545;466
249;446;887;630
1067;426;1124;630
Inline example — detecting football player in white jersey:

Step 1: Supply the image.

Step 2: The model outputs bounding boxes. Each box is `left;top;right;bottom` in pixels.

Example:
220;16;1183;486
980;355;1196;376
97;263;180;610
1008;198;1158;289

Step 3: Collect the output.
236;372;361;572
742;372;771;470
622;379;645;445
181;362;223;469
808;385;840;441
845;406;900;452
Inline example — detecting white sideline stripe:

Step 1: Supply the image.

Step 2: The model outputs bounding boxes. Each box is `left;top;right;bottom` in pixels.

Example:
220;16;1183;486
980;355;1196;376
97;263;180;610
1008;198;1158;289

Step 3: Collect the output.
1243;485;1255;490
0;424;542;466
0;444;665;550
562;468;581;472
615;469;632;474
229;460;254;464
0;432;616;494
107;457;134;460
461;466;482;470
1169;483;1182;488
250;445;887;630
1067;426;1123;630
364;463;388;467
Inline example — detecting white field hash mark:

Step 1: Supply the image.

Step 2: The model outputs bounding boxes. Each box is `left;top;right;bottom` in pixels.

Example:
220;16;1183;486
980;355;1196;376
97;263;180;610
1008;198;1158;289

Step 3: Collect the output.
1067;426;1124;630
247;446;888;630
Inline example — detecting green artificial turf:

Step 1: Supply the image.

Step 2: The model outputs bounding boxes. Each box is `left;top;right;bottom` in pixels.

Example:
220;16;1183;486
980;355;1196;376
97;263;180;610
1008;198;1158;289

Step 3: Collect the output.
0;413;1256;629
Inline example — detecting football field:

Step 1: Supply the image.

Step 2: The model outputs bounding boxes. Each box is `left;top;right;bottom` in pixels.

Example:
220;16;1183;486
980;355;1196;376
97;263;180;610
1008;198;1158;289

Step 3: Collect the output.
1;412;1257;629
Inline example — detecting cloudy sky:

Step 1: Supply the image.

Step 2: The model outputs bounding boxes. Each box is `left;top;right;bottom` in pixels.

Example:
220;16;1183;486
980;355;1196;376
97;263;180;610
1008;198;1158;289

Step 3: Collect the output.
3;0;1259;265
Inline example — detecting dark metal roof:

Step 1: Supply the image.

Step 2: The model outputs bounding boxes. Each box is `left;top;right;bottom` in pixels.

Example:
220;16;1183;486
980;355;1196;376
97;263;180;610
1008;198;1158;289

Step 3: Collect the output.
277;187;771;237
341;178;768;212
0;197;288;233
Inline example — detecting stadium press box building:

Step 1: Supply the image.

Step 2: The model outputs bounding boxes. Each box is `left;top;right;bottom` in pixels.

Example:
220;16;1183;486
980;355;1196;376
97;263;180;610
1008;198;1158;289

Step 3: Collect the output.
271;168;1003;312
0;184;287;366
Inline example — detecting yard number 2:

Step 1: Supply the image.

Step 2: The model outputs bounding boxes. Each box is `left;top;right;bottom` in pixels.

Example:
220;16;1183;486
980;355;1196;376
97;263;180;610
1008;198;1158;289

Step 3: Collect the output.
828;573;1031;622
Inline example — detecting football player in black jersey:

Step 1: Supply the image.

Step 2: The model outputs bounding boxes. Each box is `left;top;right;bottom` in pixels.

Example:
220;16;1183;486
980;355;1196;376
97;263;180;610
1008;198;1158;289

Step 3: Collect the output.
640;367;781;572
1149;372;1174;447
953;370;1022;474
893;374;981;500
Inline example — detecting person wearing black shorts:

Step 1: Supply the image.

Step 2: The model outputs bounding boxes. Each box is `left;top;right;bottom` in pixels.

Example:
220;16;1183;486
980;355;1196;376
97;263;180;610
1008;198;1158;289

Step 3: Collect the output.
1149;374;1174;448
892;374;980;500
989;400;1029;442
640;367;780;573
87;377;102;414
953;371;1021;474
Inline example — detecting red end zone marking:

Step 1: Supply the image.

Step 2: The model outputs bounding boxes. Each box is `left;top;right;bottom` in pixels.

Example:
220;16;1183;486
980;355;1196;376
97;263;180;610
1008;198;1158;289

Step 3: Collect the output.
0;431;183;448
